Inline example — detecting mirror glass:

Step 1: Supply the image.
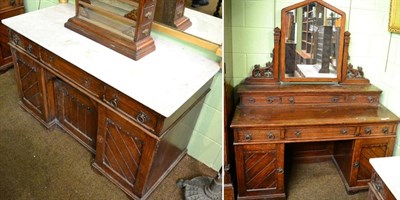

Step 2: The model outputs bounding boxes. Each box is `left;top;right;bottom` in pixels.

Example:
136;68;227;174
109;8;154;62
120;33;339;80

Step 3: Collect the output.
154;0;222;46
183;8;222;45
283;2;343;79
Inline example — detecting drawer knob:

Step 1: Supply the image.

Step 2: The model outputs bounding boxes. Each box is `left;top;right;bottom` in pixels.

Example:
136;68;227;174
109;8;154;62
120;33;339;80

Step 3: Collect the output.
136;111;148;124
289;97;295;104
341;129;348;135
11;33;20;45
244;133;252;141
110;97;119;107
354;162;360;168
365;127;372;135
268;132;275;140
27;44;33;54
83;78;90;88
294;130;301;137
277;168;284;174
267;97;274;104
382;127;389;135
375;181;383;191
368;96;375;103
332;97;339;103
248;97;255;104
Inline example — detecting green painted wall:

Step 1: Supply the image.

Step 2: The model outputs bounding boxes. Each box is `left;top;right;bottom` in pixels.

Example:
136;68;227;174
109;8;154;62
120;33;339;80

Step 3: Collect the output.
23;0;222;171
225;0;400;155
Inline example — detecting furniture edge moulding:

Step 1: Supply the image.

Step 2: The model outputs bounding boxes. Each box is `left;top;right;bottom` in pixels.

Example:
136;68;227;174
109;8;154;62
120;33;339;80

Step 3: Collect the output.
244;27;281;85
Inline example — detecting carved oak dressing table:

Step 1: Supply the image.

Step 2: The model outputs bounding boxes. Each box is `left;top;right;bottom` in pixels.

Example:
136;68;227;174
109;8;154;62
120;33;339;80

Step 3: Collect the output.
3;4;219;199
230;0;400;199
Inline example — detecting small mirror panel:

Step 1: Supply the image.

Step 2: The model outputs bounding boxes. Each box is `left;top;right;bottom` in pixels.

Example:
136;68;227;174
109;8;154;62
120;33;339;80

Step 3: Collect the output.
281;1;345;82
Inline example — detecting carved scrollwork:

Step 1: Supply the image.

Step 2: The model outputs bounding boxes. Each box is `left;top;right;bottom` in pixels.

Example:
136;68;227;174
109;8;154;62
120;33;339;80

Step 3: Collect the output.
346;63;365;79
251;62;273;78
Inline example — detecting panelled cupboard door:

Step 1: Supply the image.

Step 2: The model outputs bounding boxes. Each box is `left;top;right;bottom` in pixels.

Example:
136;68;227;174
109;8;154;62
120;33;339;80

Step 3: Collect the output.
95;105;157;198
12;49;49;123
235;143;285;199
350;138;395;187
55;80;98;153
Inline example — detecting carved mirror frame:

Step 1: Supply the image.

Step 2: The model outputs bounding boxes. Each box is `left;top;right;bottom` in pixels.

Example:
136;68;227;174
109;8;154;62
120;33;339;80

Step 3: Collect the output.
279;0;346;83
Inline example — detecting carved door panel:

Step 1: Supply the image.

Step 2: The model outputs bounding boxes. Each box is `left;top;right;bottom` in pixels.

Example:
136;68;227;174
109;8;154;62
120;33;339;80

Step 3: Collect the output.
235;143;285;198
350;138;395;187
95;105;157;198
55;80;98;153
12;49;49;122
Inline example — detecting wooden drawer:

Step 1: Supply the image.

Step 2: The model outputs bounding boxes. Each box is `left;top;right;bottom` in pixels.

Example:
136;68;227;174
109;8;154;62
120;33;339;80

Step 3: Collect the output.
241;95;282;106
39;48;103;98
241;94;380;106
9;31;40;58
369;171;396;200
236;129;282;142
282;95;345;104
285;126;356;140
359;124;395;137
9;30;40;59
346;94;379;105
103;86;163;134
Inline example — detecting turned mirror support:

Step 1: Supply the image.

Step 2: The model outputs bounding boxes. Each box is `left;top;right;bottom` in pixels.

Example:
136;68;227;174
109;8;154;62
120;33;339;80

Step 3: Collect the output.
341;31;370;85
244;27;281;85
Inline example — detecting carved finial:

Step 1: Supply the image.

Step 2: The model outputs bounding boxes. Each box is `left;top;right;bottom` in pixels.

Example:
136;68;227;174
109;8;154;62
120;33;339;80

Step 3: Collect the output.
251;62;273;78
346;63;365;79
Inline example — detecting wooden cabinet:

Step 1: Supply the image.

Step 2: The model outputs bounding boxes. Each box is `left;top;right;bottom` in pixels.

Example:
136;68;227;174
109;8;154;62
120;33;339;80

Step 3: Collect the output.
12;49;53;126
350;138;395;188
55;80;98;153
367;157;398;200
94;105;157;198
234;143;285;199
8;29;213;199
231;85;399;199
0;1;24;72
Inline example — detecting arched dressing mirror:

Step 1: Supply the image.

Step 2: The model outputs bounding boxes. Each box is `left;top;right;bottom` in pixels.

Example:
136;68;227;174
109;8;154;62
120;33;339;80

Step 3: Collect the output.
280;0;345;82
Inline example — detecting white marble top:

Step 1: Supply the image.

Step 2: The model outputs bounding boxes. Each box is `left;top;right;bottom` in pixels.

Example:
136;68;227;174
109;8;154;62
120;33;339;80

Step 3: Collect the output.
184;8;222;45
2;4;220;117
370;156;400;198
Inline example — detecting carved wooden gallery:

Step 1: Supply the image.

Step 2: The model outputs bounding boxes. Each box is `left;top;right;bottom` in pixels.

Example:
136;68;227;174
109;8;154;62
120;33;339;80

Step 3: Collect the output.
1;0;221;199
225;0;400;199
